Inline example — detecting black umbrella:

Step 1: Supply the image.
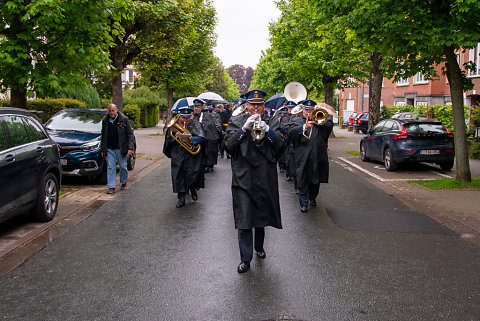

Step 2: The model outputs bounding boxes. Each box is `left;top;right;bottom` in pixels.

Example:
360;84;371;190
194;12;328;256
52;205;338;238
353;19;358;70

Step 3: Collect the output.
265;93;287;110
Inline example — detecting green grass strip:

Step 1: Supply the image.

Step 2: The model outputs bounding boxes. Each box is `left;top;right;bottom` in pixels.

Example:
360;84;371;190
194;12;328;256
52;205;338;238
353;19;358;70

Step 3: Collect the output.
345;151;361;156
410;178;480;190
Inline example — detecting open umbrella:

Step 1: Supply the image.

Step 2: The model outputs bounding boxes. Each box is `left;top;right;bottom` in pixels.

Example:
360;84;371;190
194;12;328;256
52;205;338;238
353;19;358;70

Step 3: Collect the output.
171;97;196;113
265;93;286;110
197;92;225;102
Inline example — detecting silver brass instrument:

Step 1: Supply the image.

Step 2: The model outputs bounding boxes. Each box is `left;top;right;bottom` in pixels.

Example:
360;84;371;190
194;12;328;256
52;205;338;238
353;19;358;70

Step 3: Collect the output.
166;114;201;155
284;82;307;103
303;106;329;139
232;104;246;116
251;114;265;140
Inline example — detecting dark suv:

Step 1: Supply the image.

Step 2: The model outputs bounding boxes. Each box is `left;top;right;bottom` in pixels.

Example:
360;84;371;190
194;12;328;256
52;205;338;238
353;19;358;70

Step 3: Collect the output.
354;112;369;134
0;107;62;223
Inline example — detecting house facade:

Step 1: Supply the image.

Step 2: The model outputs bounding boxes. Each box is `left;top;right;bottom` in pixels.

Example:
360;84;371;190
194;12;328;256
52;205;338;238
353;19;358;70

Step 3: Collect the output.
339;43;480;119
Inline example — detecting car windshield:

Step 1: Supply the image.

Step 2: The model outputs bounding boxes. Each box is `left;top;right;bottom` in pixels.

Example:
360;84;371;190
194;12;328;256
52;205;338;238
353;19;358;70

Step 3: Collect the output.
404;123;447;134
46;111;105;133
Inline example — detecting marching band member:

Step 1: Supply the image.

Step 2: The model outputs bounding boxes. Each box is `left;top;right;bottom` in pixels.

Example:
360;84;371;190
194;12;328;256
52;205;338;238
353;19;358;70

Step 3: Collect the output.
224;89;286;273
163;105;205;208
288;99;333;213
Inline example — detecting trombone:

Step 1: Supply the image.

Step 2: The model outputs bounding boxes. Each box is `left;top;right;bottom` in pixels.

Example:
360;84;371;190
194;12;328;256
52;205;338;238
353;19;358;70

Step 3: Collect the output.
303;106;329;139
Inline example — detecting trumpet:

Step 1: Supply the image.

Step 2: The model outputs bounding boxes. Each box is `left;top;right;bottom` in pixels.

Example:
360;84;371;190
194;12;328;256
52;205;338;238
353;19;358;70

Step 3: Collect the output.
251;114;265;140
303;106;329;139
166;114;201;155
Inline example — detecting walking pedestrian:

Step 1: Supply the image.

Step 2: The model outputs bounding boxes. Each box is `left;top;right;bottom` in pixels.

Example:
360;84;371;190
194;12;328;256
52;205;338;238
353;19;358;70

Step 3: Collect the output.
288;99;333;213
224;89;286;273
100;103;135;194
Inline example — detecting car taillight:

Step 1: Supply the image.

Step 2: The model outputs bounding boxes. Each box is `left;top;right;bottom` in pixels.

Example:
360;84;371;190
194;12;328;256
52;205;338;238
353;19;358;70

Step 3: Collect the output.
394;125;408;139
358;119;363;124
57;144;60;154
405;149;415;153
444;126;454;138
446;148;453;152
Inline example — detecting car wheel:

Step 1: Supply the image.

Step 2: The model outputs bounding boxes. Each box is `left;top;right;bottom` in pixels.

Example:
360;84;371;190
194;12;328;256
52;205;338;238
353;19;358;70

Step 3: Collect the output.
360;142;369;162
127;150;136;171
384;148;398;172
439;160;454;171
31;173;59;222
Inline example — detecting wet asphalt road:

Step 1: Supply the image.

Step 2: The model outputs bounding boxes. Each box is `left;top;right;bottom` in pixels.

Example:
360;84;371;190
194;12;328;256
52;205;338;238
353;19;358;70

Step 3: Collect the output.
1;157;479;321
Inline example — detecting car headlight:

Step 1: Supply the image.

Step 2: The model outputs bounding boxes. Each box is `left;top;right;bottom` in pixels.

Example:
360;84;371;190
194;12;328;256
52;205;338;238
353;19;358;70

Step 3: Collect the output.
81;141;101;151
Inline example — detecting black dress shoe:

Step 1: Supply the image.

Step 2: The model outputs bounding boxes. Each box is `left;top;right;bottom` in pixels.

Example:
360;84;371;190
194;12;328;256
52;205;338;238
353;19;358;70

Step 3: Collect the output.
176;201;185;208
256;250;266;259
190;189;198;201
310;200;317;207
237;262;250;273
300;206;308;213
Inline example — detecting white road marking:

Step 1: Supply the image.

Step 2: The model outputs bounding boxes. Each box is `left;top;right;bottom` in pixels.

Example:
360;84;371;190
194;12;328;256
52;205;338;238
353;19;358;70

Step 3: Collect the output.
337;157;446;182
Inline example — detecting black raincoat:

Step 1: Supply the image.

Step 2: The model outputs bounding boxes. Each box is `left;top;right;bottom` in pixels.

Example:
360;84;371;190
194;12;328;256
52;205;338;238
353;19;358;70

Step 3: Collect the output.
288;117;333;189
224;113;286;229
163;118;205;193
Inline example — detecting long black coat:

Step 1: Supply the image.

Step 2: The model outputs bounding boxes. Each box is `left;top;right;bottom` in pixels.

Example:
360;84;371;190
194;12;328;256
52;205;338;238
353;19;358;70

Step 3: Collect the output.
270;112;291;165
194;111;222;167
163;119;205;193
288;117;333;189
224;113;285;230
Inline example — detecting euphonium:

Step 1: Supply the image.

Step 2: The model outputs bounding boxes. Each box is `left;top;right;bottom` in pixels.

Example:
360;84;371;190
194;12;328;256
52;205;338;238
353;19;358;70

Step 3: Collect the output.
166;114;201;155
303;106;329;139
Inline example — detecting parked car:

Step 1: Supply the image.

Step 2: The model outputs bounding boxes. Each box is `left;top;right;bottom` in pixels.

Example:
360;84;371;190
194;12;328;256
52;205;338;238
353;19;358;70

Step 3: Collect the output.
348;111;367;130
45;109;136;183
392;111;419;119
360;117;455;171
354;112;369;134
0;107;62;223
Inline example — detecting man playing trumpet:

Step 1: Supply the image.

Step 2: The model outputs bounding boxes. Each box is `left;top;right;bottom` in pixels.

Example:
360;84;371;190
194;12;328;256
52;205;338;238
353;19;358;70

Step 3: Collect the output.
288;99;333;213
224;89;286;273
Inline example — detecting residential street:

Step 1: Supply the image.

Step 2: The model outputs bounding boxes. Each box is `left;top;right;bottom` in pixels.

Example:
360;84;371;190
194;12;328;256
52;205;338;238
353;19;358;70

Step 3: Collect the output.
1;128;479;320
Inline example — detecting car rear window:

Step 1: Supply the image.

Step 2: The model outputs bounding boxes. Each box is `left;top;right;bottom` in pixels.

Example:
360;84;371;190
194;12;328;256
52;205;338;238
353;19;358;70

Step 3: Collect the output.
404;123;447;134
46;111;105;133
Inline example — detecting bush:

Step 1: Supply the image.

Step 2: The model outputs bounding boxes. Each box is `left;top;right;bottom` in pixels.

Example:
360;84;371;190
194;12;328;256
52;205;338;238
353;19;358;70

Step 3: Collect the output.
124;87;162;127
0;98;86;122
469;141;480;159
56;84;101;108
123;104;141;129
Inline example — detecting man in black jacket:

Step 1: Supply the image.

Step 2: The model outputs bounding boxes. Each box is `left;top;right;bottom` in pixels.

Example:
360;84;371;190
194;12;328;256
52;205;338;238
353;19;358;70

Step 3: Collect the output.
288;99;333;213
100;104;135;194
224;89;286;273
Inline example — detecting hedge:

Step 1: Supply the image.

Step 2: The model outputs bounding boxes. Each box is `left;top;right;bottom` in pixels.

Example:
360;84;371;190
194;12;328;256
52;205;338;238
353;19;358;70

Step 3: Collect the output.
123;104;141;129
124;87;161;128
0;98;86;122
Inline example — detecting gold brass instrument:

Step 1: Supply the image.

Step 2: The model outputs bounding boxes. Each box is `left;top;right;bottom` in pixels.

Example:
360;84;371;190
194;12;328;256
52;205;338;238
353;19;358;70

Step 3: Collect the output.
303;106;329;139
166;114;201;155
231;104;246;116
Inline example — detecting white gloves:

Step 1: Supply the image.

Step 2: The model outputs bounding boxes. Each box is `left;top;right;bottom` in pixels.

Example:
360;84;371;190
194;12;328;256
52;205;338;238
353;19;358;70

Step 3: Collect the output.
259;121;269;132
243;114;259;131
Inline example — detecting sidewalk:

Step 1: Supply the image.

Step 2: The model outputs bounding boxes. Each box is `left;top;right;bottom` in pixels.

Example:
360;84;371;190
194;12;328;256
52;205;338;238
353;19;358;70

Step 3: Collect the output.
330;126;480;243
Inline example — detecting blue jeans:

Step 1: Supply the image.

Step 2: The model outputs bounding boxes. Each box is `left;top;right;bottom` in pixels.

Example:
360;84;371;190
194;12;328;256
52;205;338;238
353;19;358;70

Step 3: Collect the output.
107;149;128;188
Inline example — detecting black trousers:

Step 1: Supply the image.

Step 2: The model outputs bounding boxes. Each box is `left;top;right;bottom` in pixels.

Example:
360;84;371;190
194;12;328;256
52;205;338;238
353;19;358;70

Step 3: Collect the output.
238;228;265;263
298;183;320;206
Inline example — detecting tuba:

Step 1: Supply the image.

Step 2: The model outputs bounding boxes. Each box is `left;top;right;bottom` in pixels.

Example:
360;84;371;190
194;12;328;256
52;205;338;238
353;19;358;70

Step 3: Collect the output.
166;114;201;155
284;82;307;104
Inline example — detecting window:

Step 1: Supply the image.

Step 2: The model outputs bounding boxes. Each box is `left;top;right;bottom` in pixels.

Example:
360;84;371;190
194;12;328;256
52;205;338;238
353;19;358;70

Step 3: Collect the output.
383;120;395;132
468;43;480;77
25;118;47;141
395;101;406;106
373;120;386;133
396;76;409;86
128;70;134;83
4;116;31;147
416;101;429;107
413;72;428;84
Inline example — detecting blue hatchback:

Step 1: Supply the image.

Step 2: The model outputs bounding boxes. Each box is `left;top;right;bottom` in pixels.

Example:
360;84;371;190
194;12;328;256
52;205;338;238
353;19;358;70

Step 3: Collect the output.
360;117;455;171
45;109;136;182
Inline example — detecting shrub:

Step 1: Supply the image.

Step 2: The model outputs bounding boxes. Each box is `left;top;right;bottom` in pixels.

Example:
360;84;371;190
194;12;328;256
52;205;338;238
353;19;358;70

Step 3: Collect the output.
0;98;86;121
56;84;101;108
469;141;480;159
124;87;162;127
123;104;141;129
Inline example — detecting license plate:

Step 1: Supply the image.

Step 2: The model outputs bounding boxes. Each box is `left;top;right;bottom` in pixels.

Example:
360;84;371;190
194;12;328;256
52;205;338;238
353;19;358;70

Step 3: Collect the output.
61;159;67;165
420;150;440;155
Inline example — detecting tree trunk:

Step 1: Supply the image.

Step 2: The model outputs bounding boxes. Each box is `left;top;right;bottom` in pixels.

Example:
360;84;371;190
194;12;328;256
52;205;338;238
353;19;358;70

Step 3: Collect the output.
10;86;27;110
443;45;471;182
369;53;383;129
163;87;175;134
111;43;124;111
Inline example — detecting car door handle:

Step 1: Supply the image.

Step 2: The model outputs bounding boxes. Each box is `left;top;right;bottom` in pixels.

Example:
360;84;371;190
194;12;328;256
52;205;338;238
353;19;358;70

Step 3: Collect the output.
5;154;15;162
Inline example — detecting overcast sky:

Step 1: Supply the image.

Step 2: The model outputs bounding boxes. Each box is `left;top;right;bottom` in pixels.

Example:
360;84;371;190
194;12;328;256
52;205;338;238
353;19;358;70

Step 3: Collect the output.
212;0;281;69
